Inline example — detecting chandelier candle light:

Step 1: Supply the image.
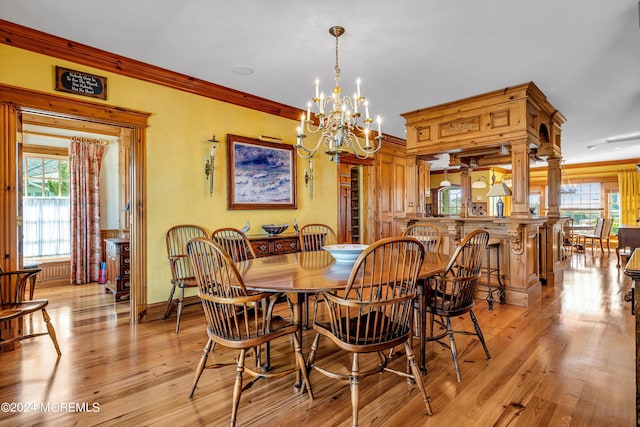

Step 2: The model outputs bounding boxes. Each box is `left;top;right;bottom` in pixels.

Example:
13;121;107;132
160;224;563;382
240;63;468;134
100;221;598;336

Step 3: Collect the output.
296;26;382;164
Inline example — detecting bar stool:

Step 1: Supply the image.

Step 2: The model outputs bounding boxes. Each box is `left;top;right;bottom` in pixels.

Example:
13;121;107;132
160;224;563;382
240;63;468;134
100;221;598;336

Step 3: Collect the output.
485;239;505;310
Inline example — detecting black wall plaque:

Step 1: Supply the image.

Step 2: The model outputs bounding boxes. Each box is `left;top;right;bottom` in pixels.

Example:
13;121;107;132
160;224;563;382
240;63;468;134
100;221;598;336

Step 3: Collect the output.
55;66;107;100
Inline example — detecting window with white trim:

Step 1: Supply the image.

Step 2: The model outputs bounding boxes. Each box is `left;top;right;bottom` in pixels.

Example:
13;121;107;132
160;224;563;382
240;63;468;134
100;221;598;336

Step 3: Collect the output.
560;182;603;229
438;186;462;216
22;154;70;258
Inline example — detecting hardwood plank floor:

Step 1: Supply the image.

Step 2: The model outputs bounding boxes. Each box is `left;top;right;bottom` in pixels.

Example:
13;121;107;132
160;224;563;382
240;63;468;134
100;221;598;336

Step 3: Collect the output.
0;252;634;426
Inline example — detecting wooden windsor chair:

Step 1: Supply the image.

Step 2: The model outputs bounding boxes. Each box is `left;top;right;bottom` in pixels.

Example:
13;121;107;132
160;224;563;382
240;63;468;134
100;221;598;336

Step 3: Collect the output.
426;229;491;382
403;223;442;253
164;224;208;333
0;269;61;356
307;236;433;426
186;237;313;426
211;227;256;262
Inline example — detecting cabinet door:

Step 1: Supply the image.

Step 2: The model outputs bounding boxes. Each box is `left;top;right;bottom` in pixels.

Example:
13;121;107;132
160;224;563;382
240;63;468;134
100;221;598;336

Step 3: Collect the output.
376;153;405;238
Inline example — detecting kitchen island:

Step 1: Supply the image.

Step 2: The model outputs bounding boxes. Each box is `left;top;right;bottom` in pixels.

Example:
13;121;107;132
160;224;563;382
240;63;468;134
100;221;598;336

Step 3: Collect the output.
397;214;565;307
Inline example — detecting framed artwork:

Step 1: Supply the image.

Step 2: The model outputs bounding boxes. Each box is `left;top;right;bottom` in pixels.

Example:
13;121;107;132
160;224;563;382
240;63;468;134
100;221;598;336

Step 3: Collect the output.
227;134;297;210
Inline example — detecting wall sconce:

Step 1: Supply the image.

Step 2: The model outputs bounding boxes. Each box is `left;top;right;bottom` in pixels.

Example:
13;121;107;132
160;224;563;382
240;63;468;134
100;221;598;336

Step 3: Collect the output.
204;134;220;196
471;176;488;188
304;159;314;199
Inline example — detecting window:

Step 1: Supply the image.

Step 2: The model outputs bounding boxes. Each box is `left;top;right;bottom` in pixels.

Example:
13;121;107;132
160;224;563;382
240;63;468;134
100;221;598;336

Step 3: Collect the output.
438;186;461;216
560;182;603;228
608;192;620;234
22;155;70;258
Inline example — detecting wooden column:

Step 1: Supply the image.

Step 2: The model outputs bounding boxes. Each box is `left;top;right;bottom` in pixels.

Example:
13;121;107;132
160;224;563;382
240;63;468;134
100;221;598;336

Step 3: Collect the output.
460;167;471;217
0;103;18;272
510;139;531;217
546;156;561;218
418;161;431;215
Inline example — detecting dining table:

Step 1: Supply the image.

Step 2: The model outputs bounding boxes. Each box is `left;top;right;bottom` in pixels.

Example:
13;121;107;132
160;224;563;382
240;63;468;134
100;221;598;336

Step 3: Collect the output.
235;249;448;378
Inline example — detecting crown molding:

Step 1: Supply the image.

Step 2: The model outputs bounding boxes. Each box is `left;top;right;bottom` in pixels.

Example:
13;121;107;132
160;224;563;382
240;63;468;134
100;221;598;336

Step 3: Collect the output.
0;19;302;120
0;19;406;147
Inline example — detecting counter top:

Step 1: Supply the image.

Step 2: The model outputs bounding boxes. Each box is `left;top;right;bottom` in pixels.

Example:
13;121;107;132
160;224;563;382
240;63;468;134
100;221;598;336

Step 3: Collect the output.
399;215;550;225
625;249;640;280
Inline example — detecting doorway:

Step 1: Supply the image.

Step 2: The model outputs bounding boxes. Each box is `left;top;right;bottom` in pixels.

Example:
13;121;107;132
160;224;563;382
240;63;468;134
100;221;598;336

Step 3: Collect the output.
21;113;127;292
338;156;374;244
0;84;149;321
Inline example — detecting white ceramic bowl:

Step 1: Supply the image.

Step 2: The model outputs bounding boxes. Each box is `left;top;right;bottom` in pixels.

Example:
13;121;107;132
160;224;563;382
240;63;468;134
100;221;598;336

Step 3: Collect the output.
322;244;369;264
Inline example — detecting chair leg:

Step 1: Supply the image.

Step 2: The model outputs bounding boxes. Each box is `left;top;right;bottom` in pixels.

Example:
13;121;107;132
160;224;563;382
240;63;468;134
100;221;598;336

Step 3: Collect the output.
303;293;309;329
163;283;177;319
230;349;246;427
292;332;313;400
404;341;432;416
470;310;491;360
189;338;215;398
445;317;462;382
175;287;186;334
42;308;61;356
306;333;320;369
350;353;360;427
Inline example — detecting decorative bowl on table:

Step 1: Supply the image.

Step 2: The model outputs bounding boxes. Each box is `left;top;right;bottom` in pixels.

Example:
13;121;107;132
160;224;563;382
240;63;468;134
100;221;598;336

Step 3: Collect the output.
322;244;369;264
261;224;289;236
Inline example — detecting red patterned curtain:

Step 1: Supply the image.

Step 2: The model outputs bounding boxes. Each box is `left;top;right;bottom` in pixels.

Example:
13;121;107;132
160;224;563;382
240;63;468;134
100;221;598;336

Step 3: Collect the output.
69;139;105;284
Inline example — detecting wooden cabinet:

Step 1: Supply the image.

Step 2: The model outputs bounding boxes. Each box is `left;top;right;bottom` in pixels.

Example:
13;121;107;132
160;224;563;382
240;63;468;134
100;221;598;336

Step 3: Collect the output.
104;238;130;301
376;150;406;239
247;233;299;258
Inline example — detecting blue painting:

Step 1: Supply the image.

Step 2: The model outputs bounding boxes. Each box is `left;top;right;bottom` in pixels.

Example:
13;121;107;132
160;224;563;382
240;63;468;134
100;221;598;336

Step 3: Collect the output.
227;135;297;209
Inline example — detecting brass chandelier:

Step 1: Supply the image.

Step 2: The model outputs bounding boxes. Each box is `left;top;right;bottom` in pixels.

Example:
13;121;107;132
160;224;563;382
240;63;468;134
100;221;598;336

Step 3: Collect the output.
295;26;382;164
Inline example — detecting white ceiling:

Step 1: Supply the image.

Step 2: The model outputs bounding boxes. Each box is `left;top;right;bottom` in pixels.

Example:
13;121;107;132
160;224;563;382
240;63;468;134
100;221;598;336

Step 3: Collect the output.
2;0;639;168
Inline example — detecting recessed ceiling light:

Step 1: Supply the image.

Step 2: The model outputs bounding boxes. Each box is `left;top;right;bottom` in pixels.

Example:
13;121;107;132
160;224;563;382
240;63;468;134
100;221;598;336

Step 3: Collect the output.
231;65;254;76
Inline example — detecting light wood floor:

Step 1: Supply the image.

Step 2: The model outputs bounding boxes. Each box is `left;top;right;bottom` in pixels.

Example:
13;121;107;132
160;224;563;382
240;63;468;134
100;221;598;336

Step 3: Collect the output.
0;252;635;426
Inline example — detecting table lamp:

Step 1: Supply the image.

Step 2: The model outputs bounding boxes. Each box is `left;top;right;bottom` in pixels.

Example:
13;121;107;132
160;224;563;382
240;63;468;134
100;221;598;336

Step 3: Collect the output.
486;182;512;218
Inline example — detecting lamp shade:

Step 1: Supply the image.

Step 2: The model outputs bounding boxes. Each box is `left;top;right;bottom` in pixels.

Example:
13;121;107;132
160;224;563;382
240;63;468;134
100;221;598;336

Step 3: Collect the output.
440;170;451;187
472;176;488;188
486;182;512;197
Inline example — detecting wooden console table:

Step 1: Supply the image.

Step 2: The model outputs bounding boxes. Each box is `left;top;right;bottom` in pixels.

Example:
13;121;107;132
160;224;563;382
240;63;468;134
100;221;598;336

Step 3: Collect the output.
617;225;640;267
246;232;300;257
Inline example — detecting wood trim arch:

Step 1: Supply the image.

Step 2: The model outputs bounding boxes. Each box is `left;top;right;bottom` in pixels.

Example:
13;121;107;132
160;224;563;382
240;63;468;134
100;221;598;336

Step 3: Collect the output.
0;83;150;322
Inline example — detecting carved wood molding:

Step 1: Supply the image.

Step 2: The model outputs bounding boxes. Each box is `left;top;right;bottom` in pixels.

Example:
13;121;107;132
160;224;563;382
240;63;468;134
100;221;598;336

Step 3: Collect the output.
0;83;149;126
507;223;526;255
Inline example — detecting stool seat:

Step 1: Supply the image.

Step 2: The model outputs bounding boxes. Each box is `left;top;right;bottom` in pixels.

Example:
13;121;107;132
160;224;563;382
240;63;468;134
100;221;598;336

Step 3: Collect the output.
485;240;505;310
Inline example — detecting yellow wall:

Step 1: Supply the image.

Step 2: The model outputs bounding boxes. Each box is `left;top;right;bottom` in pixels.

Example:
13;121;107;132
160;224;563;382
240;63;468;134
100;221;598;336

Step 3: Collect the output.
429;169;512;216
0;44;339;303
